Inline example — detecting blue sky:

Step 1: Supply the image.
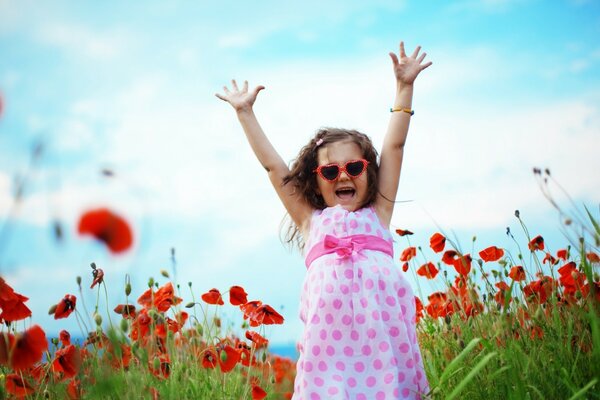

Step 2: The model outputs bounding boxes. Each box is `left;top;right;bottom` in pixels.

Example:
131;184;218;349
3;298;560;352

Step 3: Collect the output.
1;0;599;346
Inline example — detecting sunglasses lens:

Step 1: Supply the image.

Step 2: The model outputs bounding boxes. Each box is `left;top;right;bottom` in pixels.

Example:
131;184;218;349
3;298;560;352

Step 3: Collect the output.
320;165;339;181
346;161;366;177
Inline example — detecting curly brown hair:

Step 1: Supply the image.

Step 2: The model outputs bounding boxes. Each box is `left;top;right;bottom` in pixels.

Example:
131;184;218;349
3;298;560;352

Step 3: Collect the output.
281;127;380;250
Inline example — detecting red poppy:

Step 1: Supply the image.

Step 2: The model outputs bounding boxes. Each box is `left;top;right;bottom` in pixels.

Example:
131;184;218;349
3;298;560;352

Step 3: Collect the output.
441;250;458;265
5;373;35;397
252;384;267;400
114;304;137;318
90;268;105;289
478;246;504;262
453;254;472;276
67;379;82;400
494;281;511;306
201;288;224;305
425;292;448;318
78;208;133;254
249;304;284;326
240;300;262;319
218;344;240;373
245;330;269;347
417;262;439;279
528;235;544;251
9;325;48;371
509;265;526;281
556;249;568;261
137;288;153;309
54;294;77;319
587;252;600;263
399;246;417;262
429;233;446;253
52;344;81;379
523;276;554;304
229;286;248;306
202;348;218;369
414;296;424;323
401;262;409;272
395;229;414;236
542;252;558;265
154;282;182;312
149;354;170;379
0;278;32;322
59;330;71;346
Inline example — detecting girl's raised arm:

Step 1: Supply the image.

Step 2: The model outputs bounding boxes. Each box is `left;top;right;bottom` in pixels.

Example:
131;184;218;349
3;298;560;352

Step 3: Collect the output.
375;42;432;228
216;80;313;230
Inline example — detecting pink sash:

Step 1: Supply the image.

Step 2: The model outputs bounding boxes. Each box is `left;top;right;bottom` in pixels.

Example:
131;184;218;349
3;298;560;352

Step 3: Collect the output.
305;234;393;268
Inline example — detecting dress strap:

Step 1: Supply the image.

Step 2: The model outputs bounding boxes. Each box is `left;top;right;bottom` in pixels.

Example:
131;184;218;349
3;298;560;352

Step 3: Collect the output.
304;233;393;268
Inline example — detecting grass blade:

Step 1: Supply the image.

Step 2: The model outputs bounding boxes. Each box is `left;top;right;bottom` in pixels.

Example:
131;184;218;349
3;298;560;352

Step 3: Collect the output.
438;338;481;384
446;352;497;400
567;378;598;400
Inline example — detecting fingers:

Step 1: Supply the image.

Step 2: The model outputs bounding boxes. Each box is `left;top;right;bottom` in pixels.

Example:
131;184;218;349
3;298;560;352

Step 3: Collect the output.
252;85;266;96
411;45;421;59
243;80;248;92
389;52;399;66
420;61;433;71
215;93;226;101
399;41;406;58
231;79;239;91
417;52;427;63
222;85;231;95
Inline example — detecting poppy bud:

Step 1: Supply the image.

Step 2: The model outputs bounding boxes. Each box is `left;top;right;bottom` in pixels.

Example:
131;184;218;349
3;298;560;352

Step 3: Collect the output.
48;304;57;315
196;324;203;336
564;218;572;226
185;302;195;308
120;318;129;333
160;269;169;278
153;356;161;371
125;283;132;296
51;338;59;346
188;281;192;288
90;262;97;270
94;313;102;326
76;276;82;286
148;309;157;319
514;210;520;218
262;352;267;363
148;277;154;288
544;168;550;176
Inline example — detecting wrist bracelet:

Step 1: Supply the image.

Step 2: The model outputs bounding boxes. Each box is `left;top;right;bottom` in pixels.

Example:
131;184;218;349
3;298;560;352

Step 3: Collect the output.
390;107;414;115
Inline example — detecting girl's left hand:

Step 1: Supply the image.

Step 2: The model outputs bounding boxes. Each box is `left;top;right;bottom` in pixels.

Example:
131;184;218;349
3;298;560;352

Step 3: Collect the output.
389;41;432;85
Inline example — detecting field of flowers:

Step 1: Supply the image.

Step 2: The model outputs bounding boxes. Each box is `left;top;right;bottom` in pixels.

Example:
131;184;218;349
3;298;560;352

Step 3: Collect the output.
0;168;598;399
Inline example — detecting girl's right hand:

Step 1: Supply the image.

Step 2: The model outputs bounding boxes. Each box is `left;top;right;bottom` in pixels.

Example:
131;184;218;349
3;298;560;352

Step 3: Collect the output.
215;79;265;112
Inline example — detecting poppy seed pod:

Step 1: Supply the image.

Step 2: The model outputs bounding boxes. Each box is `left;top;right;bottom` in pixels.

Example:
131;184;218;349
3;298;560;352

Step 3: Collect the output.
94;313;102;326
125;283;131;296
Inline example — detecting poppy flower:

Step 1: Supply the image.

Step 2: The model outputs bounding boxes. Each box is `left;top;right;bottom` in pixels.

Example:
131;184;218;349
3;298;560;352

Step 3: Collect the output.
59;330;71;346
429;233;446;253
441;250;458;265
478;246;504;262
154;282;182;312
252;384;268;400
587;252;600;263
54;294;77;319
542;252;557;265
5;374;35;397
240;300;262;319
78;208;133;254
425;292;448;318
114;304;137;318
453;254;472;276
52;344;81;379
149;354;170;379
417;262;439;279
249;304;284;326
528;235;544;251
202;348;218;369
556;249;568;261
201;288;224;305
229;286;248;306
90;268;105;289
415;296;424;323
395;229;414;236
508;265;526;281
402;262;409;272
8;325;48;371
0;278;32;322
218;344;240;373
523;276;554;304
399;246;417;262
67;379;82;400
246;330;269;347
137;288;154;309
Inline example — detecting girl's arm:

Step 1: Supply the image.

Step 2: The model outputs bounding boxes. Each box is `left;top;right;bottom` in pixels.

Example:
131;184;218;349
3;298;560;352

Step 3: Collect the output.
216;80;313;230
375;41;432;228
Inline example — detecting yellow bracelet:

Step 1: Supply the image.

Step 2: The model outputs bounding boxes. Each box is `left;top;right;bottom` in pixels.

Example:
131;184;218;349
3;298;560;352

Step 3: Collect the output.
390;107;414;115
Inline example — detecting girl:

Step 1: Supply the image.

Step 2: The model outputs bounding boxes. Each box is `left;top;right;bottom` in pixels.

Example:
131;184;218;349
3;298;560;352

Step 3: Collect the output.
217;41;431;400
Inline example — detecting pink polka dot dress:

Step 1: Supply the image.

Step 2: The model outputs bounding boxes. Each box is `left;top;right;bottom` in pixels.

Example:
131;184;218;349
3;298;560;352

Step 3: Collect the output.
293;205;429;400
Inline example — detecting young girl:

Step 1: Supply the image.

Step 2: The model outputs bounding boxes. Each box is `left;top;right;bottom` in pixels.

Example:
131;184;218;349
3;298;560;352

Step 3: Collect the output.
217;41;431;400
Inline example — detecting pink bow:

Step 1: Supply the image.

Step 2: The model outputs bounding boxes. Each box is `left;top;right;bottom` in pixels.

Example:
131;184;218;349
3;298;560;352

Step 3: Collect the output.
323;234;368;260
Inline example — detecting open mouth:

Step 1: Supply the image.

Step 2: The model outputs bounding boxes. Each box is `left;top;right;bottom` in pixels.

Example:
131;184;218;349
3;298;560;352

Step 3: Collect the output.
335;187;356;200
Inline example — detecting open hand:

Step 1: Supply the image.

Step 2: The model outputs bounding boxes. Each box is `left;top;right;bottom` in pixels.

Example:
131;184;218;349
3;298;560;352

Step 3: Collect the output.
389;41;432;85
215;79;265;112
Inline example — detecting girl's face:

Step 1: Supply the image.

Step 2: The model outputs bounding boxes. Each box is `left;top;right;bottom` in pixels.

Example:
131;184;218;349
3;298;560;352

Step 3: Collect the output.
315;140;369;212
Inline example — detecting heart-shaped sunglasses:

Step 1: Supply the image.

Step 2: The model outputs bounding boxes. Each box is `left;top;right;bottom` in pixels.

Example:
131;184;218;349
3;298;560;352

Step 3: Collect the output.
313;159;369;182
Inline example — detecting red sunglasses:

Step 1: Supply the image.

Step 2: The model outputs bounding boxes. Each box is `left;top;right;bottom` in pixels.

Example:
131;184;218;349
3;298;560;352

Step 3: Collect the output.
313;159;369;182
